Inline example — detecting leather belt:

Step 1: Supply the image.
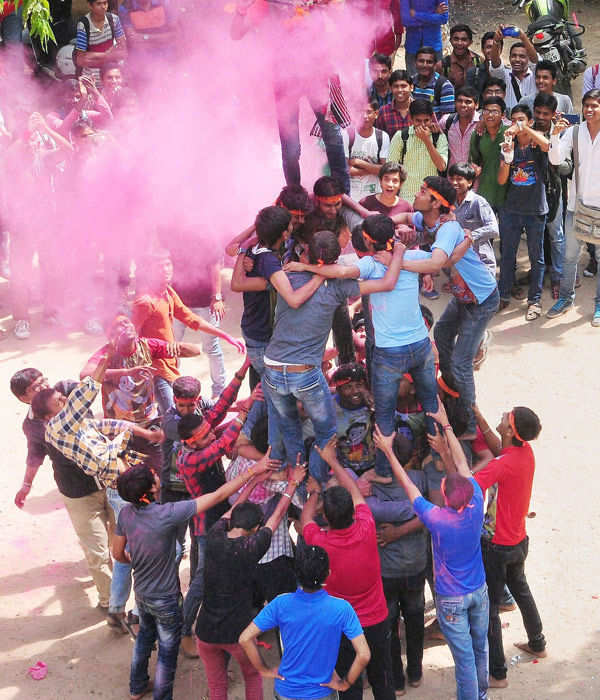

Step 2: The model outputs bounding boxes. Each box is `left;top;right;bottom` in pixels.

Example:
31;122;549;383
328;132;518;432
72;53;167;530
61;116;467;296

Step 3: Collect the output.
268;364;315;373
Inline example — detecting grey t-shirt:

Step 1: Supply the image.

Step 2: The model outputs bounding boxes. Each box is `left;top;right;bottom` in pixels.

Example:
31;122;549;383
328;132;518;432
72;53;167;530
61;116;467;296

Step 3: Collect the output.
265;272;360;366
116;500;197;600
518;90;573;115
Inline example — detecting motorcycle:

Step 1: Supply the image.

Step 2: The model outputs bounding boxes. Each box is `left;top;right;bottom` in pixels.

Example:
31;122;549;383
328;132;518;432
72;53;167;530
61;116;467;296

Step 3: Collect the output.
512;0;586;97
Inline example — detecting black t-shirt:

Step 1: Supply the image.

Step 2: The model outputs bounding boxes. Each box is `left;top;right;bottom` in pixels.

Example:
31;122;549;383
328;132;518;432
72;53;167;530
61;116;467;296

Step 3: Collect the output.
23;381;99;499
196;519;272;644
241;248;282;343
503;143;549;216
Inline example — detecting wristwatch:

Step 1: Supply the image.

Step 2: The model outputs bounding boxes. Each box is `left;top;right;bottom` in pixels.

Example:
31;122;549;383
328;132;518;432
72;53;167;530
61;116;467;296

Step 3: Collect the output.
212;293;223;301
236;247;247;256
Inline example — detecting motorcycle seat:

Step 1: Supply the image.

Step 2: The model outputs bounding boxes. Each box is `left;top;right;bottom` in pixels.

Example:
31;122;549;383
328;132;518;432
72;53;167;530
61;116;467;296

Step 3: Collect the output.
528;17;559;33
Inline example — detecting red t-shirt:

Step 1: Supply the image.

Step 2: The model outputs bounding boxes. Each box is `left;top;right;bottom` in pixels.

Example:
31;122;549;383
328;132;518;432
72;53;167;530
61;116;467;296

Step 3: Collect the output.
475;444;535;546
303;503;387;627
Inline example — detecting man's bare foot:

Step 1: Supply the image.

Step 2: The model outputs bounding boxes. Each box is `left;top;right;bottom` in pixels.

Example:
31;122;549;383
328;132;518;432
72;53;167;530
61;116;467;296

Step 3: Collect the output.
488;676;509;688
181;635;199;658
514;641;547;658
499;602;517;612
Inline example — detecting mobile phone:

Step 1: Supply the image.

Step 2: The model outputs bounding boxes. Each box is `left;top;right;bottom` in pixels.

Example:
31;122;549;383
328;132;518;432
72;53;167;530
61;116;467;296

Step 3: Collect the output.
563;113;581;125
504;133;513;145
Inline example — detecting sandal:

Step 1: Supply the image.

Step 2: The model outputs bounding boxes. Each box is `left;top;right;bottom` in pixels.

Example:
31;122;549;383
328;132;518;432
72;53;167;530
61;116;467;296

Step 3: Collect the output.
526;303;542;321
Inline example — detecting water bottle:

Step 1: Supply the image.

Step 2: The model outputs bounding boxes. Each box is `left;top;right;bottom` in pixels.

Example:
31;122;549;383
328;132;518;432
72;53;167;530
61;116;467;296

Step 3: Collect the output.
502;26;521;38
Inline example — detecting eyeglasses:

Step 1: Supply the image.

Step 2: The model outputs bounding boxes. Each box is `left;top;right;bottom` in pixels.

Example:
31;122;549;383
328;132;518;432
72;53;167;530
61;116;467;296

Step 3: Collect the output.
482;109;502;115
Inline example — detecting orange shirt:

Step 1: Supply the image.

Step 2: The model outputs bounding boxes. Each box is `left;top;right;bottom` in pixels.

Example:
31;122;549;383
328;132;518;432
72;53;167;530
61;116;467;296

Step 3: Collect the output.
132;285;203;382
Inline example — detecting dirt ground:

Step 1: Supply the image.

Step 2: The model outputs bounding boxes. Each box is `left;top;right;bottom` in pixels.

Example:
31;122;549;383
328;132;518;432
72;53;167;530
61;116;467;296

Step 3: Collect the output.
2;1;600;698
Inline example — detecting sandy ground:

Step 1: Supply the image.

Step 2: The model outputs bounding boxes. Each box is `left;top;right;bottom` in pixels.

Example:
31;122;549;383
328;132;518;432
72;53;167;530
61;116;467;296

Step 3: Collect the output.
3;1;600;697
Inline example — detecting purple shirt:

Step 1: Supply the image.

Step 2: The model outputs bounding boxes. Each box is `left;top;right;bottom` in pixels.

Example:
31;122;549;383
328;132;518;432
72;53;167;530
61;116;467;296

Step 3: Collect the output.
439;112;480;169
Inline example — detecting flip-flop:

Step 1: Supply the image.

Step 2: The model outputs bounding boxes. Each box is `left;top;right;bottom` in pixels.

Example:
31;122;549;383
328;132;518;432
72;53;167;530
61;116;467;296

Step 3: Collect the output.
514;641;547;658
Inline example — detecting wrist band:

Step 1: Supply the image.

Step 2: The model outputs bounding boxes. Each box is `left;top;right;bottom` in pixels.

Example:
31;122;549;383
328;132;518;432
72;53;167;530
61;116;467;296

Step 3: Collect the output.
23;481;32;488
442;424;452;431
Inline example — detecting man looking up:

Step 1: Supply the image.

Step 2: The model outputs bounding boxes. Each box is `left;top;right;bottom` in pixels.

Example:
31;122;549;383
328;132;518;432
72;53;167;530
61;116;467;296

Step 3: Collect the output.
436;23;482;90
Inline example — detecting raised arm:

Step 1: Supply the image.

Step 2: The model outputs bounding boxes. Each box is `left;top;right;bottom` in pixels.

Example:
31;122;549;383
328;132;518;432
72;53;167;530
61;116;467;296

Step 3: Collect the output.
426;400;471;477
225;223;256;257
269;270;324;309
372;425;422;504
472;404;502;457
263;459;306;531
315;437;365;506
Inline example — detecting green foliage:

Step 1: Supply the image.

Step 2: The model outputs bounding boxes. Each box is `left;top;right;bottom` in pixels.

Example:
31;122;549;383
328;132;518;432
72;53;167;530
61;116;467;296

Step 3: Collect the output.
0;0;56;50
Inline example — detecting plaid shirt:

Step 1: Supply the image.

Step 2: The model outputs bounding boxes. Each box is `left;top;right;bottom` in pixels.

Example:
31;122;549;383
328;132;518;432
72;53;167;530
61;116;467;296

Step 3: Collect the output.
45;377;132;488
376;101;412;138
176;373;245;536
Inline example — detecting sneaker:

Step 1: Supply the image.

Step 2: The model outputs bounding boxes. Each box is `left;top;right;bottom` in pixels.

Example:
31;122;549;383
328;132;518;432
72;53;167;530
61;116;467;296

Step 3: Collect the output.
421;288;440;300
546;298;573;318
84;318;104;336
14;319;31;340
592;302;600;327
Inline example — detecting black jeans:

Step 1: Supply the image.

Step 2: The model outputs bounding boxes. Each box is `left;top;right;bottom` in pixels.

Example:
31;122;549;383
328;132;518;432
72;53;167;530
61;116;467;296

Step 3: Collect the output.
382;572;425;690
482;536;545;680
336;617;395;700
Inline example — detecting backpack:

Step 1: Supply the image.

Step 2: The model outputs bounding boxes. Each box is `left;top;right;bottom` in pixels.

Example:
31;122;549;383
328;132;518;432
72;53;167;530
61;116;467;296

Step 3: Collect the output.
441;52;483;79
433;74;447;107
347;126;384;162
399;126;445;175
74;12;116;76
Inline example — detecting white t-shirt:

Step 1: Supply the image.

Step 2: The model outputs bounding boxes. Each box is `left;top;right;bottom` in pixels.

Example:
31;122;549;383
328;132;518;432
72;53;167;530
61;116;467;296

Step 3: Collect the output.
342;128;390;201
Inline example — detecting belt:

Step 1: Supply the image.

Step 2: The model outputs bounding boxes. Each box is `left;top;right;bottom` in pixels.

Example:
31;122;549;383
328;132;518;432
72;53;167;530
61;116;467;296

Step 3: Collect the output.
268;364;314;373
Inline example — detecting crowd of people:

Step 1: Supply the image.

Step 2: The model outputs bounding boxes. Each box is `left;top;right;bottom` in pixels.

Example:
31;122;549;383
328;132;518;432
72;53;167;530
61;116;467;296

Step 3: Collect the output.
7;0;600;699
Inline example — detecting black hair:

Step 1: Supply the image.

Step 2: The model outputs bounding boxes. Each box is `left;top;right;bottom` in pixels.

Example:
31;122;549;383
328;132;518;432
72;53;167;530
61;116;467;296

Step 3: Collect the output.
313;175;344;198
511;103;532;120
296;545;329;591
117;464;155;505
482;96;507;113
10;368;42;399
332;362;367;386
100;62;121;79
393;430;414;465
177;413;204;440
255;206;292;248
511;406;542;445
582;88;600;105
535;60;558;80
230;502;264;530
322;485;354;529
351;224;369;253
378;160;407;183
450;23;473;41
481;30;501;49
362;214;395;250
448;161;476;182
308;230;340;265
455;86;479;103
409;99;434;117
533;92;558;113
389;69;413;87
423;176;457;213
277;184;312;213
415;46;437;60
368;98;380;112
173;375;201;399
420;303;434;330
509;41;527;56
31;388;58;420
351;310;366;331
250;414;269;455
482;76;507;94
369;52;392;70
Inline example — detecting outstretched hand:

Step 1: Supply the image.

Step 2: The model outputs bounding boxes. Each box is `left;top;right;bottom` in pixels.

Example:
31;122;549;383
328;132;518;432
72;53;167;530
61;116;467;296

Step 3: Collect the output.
427;423;449;455
254;447;281;476
289;453;308;485
314;435;338;466
373;423;394;455
426;397;449;427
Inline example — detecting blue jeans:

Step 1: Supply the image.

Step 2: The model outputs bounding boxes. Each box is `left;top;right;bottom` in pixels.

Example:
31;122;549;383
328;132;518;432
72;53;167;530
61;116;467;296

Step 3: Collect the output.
242;333;269;377
275;692;338;700
546;198;565;284
106;487;136;615
263;366;336;483
173;306;226;398
498;210;546;304
437;582;489;700
181;534;207;636
130;593;183;700
559;211;600;303
154;376;174;415
434;289;499;435
371;338;438;477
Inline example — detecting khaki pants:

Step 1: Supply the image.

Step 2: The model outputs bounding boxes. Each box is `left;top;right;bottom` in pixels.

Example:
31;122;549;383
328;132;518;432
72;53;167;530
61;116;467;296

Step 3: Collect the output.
62;489;114;608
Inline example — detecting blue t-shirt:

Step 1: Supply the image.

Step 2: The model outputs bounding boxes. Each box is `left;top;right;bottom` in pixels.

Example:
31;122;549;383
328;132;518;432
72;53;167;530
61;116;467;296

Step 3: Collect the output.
356;253;429;348
241;247;282;343
413;478;485;597
254;588;363;699
414;214;497;304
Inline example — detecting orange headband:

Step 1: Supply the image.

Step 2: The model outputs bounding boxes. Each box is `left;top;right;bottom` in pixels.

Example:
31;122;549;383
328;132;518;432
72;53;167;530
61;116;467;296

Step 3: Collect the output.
274;199;306;217
437;375;460;398
316;195;342;205
334;377;352;387
362;230;393;252
509;411;525;443
426;186;455;211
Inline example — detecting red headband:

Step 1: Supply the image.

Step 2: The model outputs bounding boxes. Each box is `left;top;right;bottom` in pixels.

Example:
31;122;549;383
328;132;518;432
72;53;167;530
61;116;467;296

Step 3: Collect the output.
362;229;393;252
316;195;342;205
509;411;525;443
426;186;455;211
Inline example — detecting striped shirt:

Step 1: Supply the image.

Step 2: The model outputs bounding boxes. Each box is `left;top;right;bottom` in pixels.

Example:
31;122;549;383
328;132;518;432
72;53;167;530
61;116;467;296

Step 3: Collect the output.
75;12;125;83
439;112;480;169
412;72;455;115
45;377;132;488
388;127;449;201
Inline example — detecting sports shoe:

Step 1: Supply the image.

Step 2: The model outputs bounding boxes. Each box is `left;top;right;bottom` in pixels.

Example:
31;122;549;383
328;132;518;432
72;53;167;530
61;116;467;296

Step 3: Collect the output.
14;319;31;340
421;288;440;300
592;302;600;327
546;298;573;319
